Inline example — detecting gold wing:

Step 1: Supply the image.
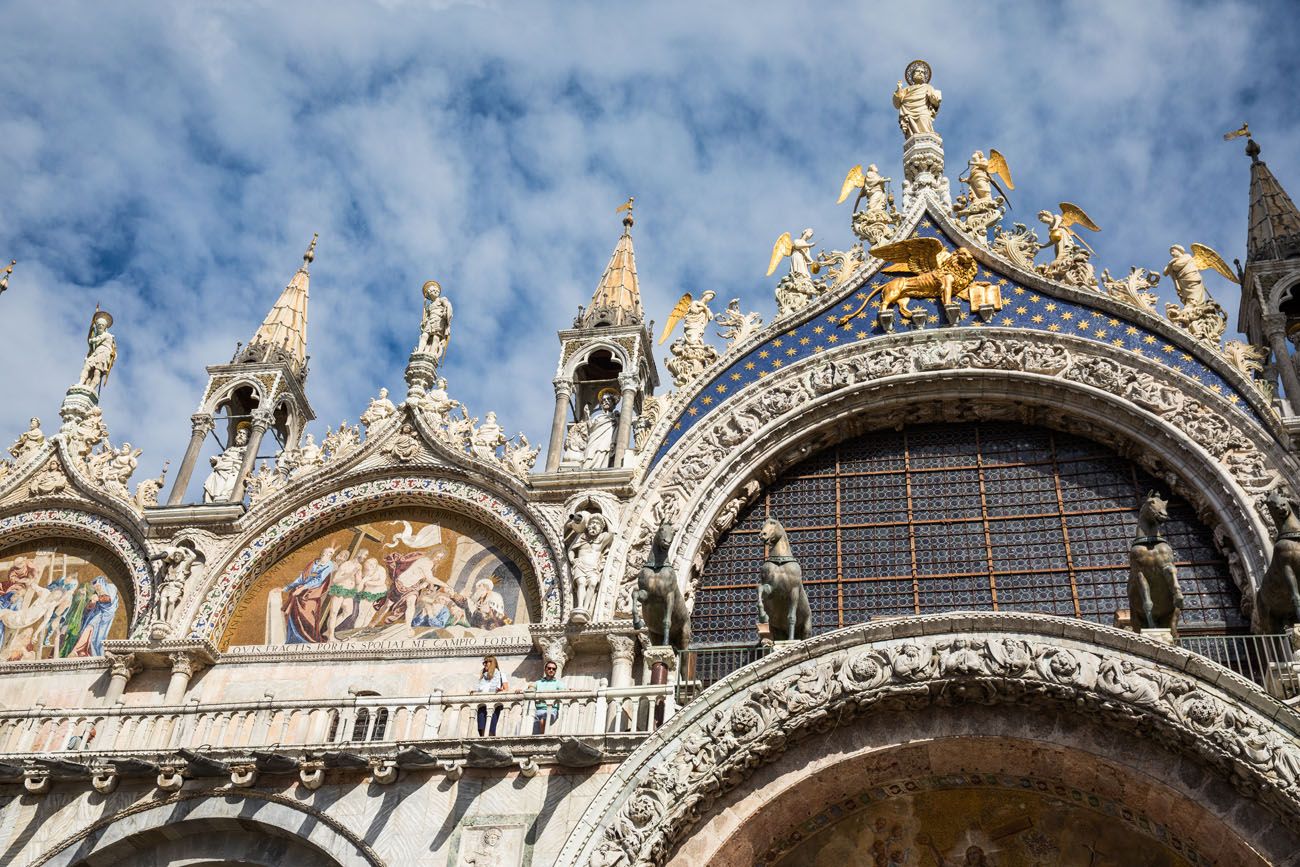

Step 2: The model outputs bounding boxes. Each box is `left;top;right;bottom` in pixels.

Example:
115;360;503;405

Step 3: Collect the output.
988;149;1014;189
766;232;793;277
1058;202;1100;232
837;165;865;204
658;293;693;344
1191;243;1239;283
869;236;947;274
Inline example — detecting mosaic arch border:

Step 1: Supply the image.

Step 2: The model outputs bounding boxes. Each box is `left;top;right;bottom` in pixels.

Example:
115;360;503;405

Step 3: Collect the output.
0;508;152;638
556;612;1300;867
601;328;1293;620
37;789;384;867
185;475;565;643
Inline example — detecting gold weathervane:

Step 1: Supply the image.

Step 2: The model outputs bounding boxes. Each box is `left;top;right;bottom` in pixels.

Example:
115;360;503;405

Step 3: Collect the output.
1224;123;1251;141
616;196;634;214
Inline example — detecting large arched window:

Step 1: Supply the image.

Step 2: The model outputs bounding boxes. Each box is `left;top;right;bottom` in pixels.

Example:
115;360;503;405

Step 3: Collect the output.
694;422;1243;644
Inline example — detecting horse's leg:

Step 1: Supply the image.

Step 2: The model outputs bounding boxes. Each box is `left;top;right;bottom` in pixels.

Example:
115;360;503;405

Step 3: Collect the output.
1284;560;1300;628
786;585;798;640
757;581;771;623
1136;573;1155;629
633;588;647;630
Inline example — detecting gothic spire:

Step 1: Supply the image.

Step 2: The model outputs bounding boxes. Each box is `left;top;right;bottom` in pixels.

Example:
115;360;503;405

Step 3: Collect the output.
246;234;316;375
580;199;643;328
1245;139;1300;263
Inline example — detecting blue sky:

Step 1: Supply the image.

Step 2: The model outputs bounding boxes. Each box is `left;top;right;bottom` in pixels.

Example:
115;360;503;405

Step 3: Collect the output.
1;0;1298;498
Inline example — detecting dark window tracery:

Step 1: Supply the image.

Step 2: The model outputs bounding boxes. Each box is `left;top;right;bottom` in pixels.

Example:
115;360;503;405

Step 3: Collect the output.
693;422;1243;644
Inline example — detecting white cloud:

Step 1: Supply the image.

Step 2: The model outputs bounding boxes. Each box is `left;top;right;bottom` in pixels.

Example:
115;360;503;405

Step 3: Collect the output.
0;0;1296;499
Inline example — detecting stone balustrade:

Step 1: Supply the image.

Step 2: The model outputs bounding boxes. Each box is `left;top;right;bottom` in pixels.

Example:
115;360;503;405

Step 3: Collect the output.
0;684;676;763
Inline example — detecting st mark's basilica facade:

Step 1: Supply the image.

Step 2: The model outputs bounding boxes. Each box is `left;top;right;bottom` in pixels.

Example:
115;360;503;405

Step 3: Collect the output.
2;61;1300;866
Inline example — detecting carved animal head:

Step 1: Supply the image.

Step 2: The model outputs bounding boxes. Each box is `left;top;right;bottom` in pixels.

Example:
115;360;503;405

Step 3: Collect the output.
652;520;676;551
758;516;786;544
1139;490;1169;524
1265;487;1298;527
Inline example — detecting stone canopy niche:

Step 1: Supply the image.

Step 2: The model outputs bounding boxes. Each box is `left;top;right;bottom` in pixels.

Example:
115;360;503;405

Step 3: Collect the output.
219;507;534;650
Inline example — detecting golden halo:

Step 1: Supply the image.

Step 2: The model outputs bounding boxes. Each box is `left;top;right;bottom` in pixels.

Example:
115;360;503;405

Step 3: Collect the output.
596;387;620;404
905;59;932;85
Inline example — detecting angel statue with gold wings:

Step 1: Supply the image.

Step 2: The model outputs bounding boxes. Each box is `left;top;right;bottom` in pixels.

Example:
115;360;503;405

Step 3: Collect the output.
1036;203;1101;289
838;237;979;326
659;292;721;388
1163;243;1236;346
839;166;899;245
766;229;817;279
960;149;1014;205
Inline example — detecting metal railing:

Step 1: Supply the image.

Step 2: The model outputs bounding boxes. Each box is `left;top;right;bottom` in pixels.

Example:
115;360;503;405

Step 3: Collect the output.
0;684;675;760
1177;633;1300;701
677;643;773;703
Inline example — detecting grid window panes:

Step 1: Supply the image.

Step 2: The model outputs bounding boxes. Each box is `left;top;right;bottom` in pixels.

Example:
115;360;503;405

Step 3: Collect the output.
693;422;1243;643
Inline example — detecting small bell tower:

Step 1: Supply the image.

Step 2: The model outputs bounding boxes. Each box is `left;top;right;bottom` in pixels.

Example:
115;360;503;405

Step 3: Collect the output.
164;236;319;506
541;200;660;478
1234;136;1300;424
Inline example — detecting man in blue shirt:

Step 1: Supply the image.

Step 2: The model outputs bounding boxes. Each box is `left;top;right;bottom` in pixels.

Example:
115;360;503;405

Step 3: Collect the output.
532;661;564;734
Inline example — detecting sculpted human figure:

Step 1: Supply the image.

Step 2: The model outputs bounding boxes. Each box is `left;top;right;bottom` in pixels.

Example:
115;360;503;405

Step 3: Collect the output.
1165;245;1210;305
581;393;619;469
416;280;453;362
714;299;763;347
858;164;890;213
567;513;614;612
202;427;249;503
360;387;397;430
8;418;45;463
472;411;507;459
148;544;197;625
681;291;716;345
297;433;324;470
78;310;117;393
893;60;941;138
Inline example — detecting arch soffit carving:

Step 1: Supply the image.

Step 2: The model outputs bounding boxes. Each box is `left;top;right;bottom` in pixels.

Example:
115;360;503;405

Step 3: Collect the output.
636;198;1281;469
556;613;1300;867
37;789;383;867
606;329;1291;619
561;339;633;381
1265;268;1300;314
182;468;567;643
0;504;153;638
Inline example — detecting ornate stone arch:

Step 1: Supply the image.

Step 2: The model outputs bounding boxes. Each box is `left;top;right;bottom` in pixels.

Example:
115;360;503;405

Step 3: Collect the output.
603;329;1296;620
1265;268;1300;314
557;613;1300;866
36;789;383;866
183;471;567;642
0;507;153;637
562;339;634;381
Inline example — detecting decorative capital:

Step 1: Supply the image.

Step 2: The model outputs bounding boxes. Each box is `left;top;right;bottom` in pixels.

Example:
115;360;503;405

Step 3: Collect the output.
607;634;636;663
553;378;574;398
1263;313;1288;332
190;413;216;436
618;372;640;393
249;408;275;432
542;636;573;673
106;651;140;680
169;651;196;678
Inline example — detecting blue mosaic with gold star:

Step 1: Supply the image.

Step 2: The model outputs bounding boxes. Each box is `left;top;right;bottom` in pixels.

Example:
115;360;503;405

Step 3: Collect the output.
651;219;1264;468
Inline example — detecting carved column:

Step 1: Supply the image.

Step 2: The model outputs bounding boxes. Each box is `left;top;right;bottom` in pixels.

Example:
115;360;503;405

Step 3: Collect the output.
164;652;196;704
544;378;573;473
166;413;214;505
607;635;635;688
230;408;273;503
612;373;639;468
103;652;139;704
1263;315;1300;416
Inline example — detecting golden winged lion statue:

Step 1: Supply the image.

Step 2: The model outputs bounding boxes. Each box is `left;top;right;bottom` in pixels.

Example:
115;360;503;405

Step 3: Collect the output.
838;238;978;326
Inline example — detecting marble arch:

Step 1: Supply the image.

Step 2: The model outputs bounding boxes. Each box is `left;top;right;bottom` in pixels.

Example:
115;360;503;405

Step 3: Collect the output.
561;339;634;380
604;328;1297;621
183;472;567;643
36;790;383;866
557;613;1300;866
0;507;153;637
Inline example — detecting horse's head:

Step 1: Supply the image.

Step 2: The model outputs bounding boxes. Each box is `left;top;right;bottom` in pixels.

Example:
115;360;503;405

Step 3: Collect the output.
1139;490;1169;525
653;520;676;551
759;516;785;545
1266;487;1297;525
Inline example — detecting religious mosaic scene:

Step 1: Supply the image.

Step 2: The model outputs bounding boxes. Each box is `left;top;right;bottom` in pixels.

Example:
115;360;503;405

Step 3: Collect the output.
2;10;1300;865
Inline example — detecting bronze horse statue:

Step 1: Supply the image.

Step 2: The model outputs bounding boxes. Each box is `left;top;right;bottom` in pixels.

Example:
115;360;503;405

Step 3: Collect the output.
1128;491;1183;634
1258;487;1300;633
633;521;691;649
757;517;812;641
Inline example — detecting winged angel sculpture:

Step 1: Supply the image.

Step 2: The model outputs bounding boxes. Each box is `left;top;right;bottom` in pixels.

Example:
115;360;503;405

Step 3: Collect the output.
659;291;720;388
954;149;1014;238
838;237;980;326
1164;243;1237;345
838;164;899;245
767;229;821;319
1037;202;1101;289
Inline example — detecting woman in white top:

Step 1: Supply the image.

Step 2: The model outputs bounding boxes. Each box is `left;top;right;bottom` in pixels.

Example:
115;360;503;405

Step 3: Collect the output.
475;655;506;735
